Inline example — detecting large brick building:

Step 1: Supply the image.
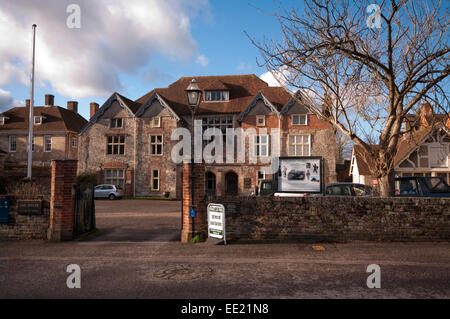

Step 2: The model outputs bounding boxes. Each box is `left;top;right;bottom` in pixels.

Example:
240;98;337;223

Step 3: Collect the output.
78;75;337;197
0;94;87;180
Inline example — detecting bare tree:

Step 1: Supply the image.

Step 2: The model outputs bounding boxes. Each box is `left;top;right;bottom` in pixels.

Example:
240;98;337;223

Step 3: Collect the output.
250;0;449;196
335;130;353;164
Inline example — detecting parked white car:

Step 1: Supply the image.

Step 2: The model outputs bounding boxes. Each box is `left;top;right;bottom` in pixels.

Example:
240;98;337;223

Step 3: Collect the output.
94;184;124;200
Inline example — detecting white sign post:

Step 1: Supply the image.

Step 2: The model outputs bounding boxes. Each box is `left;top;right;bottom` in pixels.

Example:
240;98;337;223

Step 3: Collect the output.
207;203;226;245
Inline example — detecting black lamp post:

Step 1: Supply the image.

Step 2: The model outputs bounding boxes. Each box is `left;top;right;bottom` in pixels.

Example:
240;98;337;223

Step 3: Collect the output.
185;79;202;238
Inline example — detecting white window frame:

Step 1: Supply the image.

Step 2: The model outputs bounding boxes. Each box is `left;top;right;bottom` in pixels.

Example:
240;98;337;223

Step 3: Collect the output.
205;91;229;102
150;135;163;156
288;134;311;156
34;116;42;125
105;169;125;189
151;169;160;191
106;136;125;155
0;117;5;125
72;137;77;148
31;136;35;152
44;135;52;152
152;116;161;128
9;135;17;152
256;115;266;127
292;114;308;126
254;135;269;157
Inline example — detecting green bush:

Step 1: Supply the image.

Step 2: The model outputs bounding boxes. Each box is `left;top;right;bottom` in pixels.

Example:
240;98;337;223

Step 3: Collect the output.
190;233;205;243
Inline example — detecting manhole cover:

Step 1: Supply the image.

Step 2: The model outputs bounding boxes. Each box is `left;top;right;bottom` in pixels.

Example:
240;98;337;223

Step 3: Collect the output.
154;264;213;281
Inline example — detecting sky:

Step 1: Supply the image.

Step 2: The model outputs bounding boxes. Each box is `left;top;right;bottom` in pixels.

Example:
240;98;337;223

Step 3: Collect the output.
0;0;294;120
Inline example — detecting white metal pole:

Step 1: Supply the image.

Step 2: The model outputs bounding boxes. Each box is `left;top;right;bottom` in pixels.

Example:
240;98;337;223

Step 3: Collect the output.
27;24;37;179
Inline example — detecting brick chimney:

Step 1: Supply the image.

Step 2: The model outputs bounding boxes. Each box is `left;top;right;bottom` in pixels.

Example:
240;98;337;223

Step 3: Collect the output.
67;101;78;114
419;101;433;126
45;94;55;106
90;102;99;119
26;99;30;107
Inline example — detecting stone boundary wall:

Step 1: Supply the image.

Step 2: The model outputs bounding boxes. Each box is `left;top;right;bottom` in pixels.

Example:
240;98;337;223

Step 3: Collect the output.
0;199;50;240
203;196;450;242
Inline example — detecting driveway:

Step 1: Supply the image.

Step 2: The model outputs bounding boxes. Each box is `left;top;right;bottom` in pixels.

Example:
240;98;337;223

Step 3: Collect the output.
89;199;181;242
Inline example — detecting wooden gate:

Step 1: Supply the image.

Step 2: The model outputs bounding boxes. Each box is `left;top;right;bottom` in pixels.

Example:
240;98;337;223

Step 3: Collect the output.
74;182;96;237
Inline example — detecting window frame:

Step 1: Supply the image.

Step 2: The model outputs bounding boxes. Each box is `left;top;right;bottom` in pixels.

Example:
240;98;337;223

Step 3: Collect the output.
256;115;266;127
150;134;164;156
291;114;308;126
9;135;17;152
151;169;160;191
257;171;266;184
205;90;229;102
110;118;124;129
72;137;77;148
254;135;269;157
106;135;126;155
104;169;125;189
34;116;42;125
0;117;5;125
288;134;311;156
44;135;52;152
152;116;161;128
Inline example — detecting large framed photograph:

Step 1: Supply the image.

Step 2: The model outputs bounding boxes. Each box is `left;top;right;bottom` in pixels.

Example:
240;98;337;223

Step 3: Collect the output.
278;157;323;193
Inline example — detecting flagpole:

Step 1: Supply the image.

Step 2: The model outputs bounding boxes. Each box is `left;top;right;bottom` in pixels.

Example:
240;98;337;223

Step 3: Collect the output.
27;24;37;180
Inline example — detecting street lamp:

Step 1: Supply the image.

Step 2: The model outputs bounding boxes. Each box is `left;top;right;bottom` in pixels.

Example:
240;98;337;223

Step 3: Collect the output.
185;79;202;238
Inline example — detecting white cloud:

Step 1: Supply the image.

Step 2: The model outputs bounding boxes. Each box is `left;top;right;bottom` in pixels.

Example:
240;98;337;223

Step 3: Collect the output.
0;0;211;98
0;89;23;112
195;55;209;67
237;62;252;71
260;68;290;87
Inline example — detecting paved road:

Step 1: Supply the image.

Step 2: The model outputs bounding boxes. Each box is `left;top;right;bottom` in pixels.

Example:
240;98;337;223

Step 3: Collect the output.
0;200;449;299
92;199;181;242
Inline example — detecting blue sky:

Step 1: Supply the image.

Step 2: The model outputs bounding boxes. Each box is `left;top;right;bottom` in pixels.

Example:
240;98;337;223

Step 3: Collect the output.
0;0;294;120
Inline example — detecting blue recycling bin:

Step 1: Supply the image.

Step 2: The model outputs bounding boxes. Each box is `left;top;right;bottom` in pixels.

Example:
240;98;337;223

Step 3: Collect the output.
0;200;9;223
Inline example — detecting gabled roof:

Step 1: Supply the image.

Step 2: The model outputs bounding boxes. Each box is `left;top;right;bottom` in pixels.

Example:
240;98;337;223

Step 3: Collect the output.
351;144;378;176
237;92;280;122
0;105;87;133
135;74;290;116
79;92;141;135
135;92;181;121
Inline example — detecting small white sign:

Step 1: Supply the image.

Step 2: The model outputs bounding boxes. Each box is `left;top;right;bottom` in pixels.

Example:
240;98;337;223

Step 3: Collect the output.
207;203;226;243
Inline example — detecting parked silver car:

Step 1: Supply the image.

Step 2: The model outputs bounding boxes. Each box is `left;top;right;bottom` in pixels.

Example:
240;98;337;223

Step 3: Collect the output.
94;184;124;200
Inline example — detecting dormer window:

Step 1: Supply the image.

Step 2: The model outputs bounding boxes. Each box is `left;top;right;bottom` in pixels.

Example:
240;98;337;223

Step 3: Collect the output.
34;116;43;125
205;91;229;102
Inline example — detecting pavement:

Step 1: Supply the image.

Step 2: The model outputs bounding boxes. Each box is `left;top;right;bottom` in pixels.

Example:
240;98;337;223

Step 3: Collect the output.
0;200;449;299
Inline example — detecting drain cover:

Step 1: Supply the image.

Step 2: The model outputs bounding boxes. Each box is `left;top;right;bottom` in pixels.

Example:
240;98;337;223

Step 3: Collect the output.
154;264;213;281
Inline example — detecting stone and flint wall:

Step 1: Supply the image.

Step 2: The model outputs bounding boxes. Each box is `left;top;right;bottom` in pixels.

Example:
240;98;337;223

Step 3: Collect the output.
201;196;450;242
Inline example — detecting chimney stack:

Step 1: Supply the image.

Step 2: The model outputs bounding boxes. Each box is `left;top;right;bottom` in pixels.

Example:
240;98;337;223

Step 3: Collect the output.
67;101;78;114
90;102;99;119
26;99;30;107
45;94;54;106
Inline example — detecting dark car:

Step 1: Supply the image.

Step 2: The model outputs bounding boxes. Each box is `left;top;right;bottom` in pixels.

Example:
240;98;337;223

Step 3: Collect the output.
395;176;450;197
324;183;373;196
287;170;306;181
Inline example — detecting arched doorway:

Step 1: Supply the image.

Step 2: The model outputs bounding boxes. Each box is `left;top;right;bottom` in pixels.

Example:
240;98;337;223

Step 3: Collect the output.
225;172;238;196
205;172;216;196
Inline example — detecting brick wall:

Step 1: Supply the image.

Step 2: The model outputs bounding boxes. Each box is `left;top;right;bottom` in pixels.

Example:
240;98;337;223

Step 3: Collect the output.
202;196;450;242
0;199;50;240
47;160;78;241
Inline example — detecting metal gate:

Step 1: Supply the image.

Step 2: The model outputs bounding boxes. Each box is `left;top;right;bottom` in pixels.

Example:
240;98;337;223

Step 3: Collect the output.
74;182;96;237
